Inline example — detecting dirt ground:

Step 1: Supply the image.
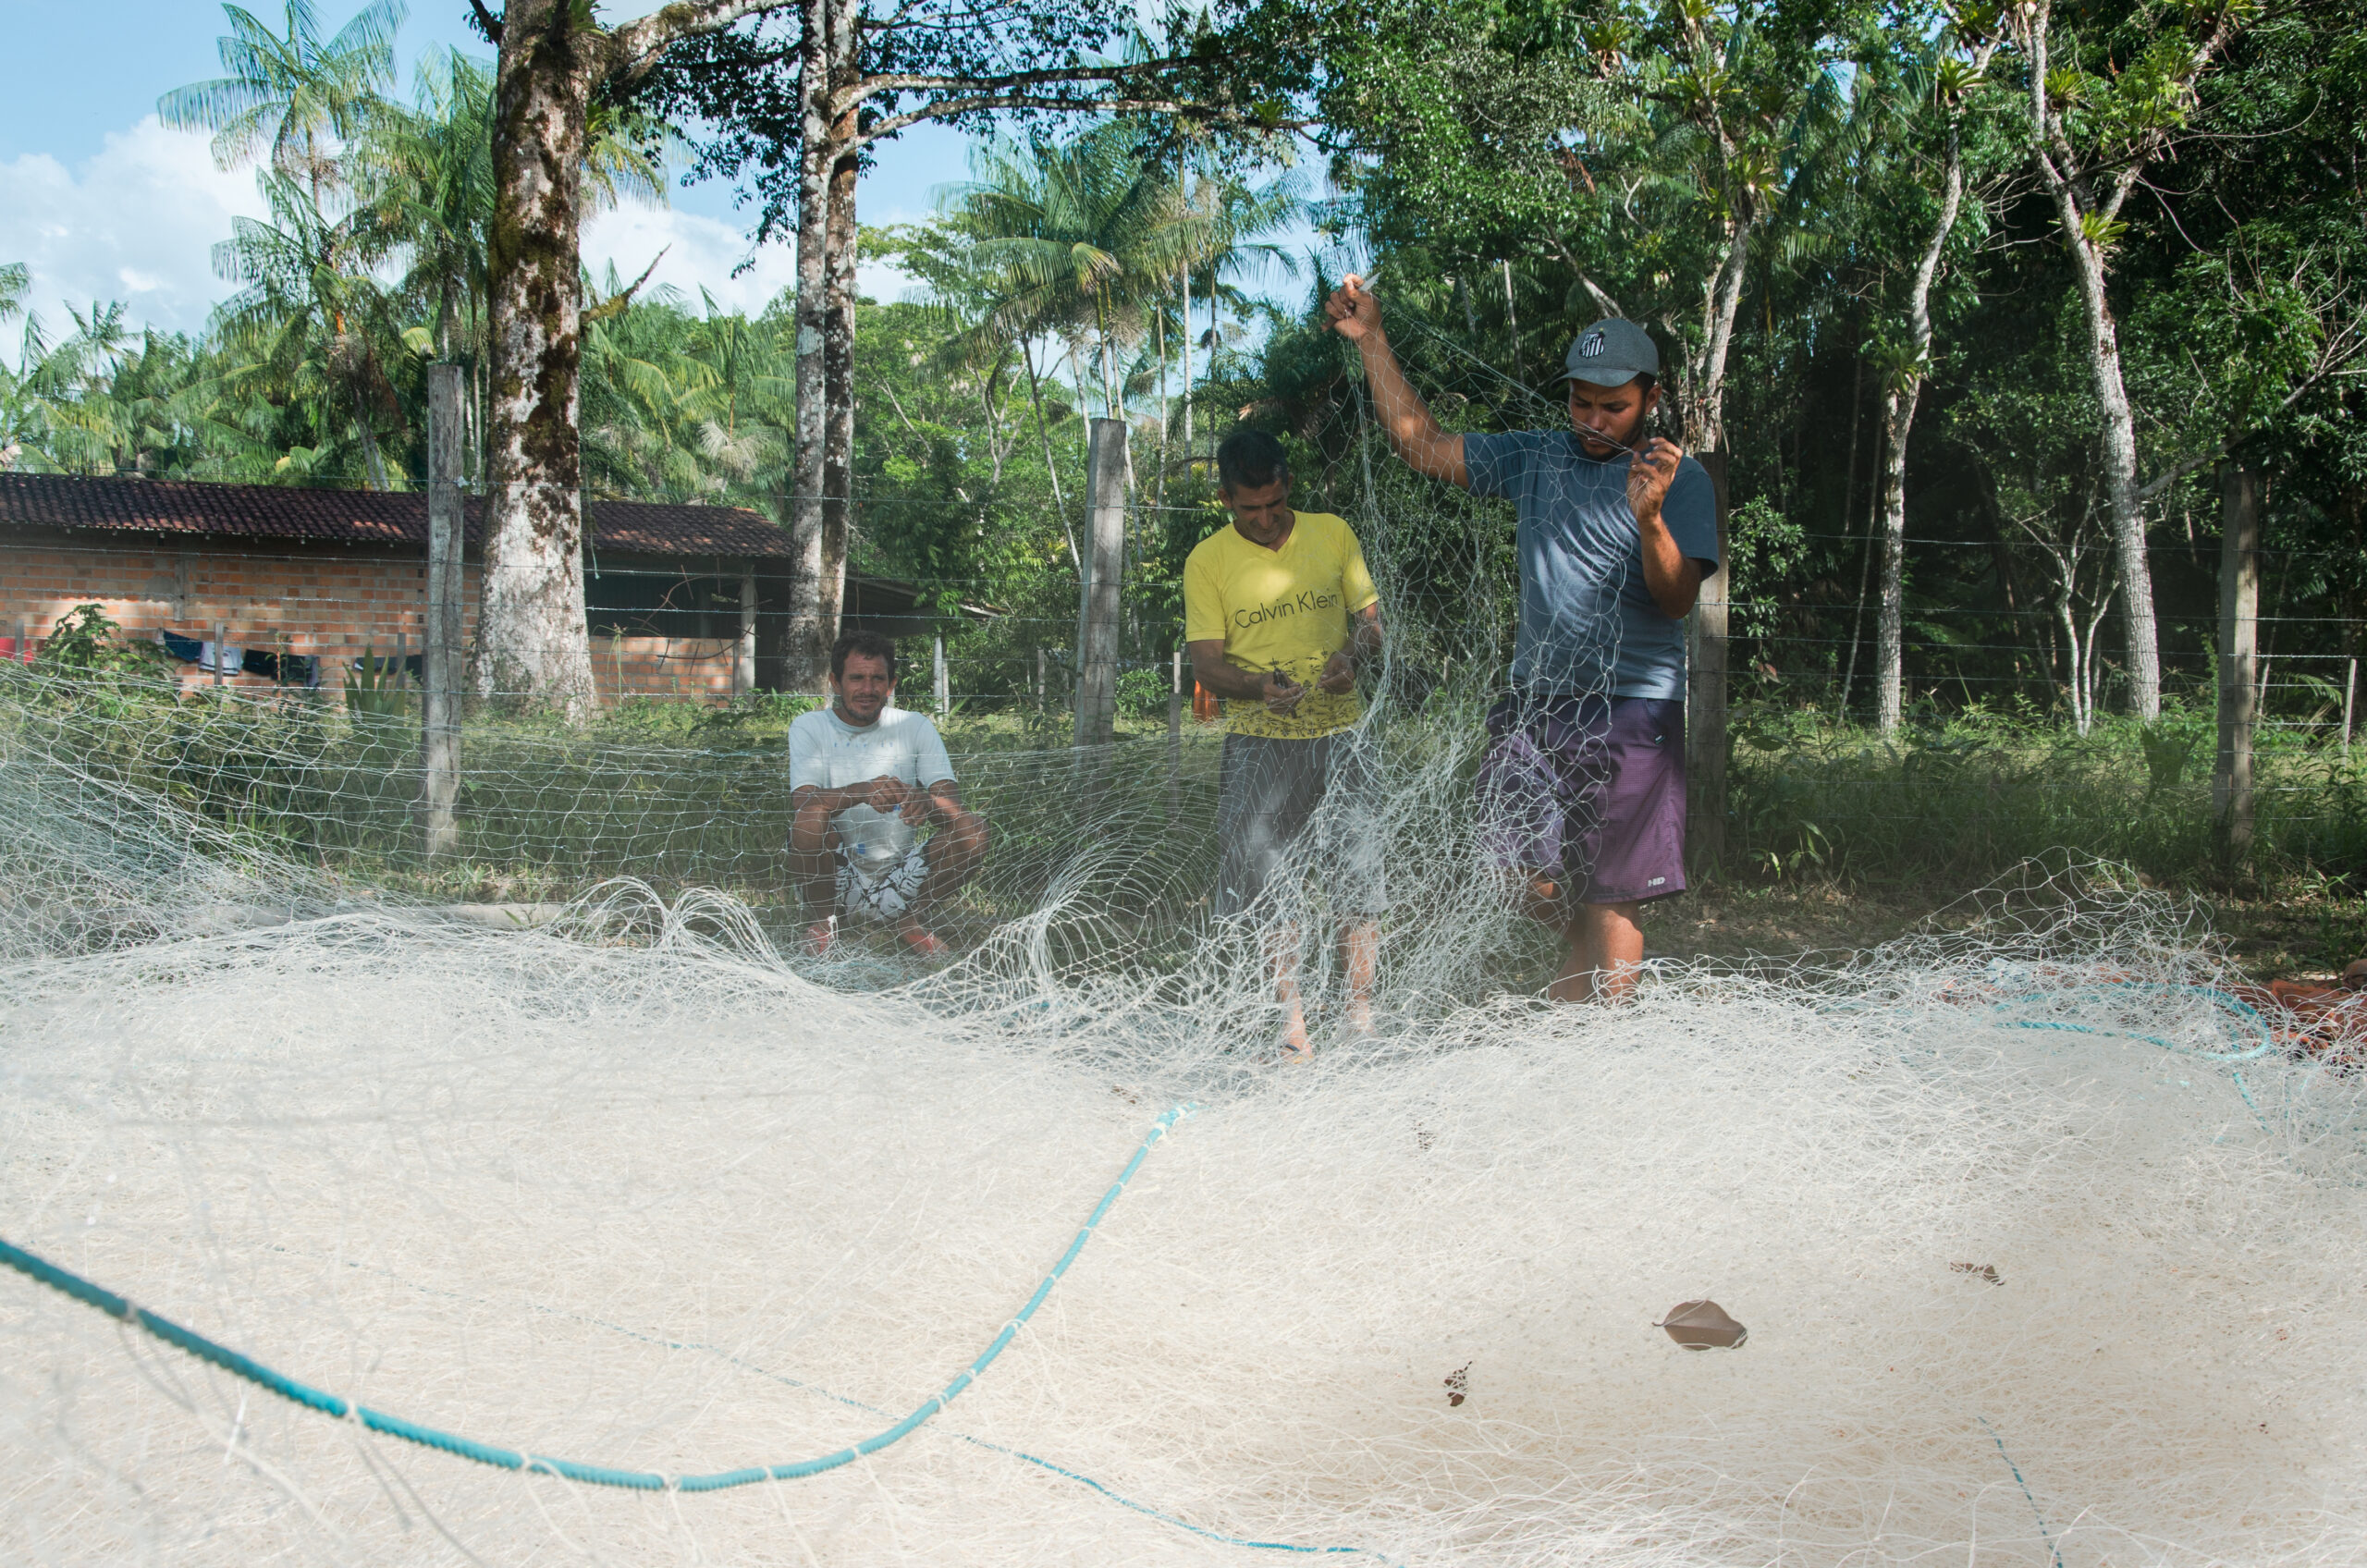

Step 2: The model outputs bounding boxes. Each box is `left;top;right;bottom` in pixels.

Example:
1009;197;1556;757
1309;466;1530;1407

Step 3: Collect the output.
1640;878;2367;986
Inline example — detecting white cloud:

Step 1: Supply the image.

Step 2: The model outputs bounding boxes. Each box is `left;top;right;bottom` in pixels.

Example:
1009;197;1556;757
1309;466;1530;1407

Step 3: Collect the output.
0;114;919;347
0;117;266;339
583;200;916;317
582;201;797;316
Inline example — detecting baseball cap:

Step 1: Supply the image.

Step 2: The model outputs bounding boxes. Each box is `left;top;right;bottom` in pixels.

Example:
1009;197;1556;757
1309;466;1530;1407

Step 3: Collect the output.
1553;317;1660;388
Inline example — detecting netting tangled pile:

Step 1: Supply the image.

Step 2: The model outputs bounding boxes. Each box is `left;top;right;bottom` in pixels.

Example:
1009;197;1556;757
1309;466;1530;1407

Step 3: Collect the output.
6;734;2367;1564
8;338;2367;1564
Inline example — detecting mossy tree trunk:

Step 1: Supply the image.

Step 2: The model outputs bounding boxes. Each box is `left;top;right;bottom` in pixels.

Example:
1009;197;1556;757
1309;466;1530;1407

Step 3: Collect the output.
481;0;598;714
475;0;785;717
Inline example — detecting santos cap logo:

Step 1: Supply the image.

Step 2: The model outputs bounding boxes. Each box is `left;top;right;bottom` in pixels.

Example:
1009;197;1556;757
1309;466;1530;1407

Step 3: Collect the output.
1578;331;1607;358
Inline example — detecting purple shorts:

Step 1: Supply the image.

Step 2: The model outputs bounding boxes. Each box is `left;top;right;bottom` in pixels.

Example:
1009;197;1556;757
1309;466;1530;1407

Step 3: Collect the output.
1476;694;1687;904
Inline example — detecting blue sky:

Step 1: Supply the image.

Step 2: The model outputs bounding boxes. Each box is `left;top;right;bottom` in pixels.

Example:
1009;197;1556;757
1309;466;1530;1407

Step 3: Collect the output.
0;0;969;337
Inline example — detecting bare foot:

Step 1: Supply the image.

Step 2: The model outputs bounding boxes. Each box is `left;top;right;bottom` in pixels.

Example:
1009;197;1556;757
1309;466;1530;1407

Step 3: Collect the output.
895;921;948;959
1280;1011;1314;1063
804;917;837;956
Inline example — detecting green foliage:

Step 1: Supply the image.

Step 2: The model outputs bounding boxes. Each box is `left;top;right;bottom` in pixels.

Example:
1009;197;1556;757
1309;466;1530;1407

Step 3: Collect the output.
1730;700;2366;894
35;605;169;681
342;647;412;721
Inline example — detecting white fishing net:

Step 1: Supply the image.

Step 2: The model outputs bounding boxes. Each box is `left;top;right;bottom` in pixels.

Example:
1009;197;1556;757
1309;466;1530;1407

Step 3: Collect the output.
6;337;2367;1565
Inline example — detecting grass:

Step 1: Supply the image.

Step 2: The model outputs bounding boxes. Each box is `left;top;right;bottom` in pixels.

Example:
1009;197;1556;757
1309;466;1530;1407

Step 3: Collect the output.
12;665;2361;980
1718;696;2367;979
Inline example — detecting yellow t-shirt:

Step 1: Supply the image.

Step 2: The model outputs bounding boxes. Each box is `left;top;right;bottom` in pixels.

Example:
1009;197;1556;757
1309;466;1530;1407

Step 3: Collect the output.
1183;510;1380;740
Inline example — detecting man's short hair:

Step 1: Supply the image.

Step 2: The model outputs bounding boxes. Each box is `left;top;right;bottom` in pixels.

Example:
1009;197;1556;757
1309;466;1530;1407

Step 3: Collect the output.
1217;429;1292;494
830;628;898;682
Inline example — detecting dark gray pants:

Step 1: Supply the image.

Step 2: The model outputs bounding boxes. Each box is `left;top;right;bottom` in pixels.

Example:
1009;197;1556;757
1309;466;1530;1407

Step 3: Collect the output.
1214;729;1385;919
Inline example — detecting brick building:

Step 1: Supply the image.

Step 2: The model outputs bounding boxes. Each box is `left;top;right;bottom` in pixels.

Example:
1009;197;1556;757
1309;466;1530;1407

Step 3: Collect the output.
0;473;968;702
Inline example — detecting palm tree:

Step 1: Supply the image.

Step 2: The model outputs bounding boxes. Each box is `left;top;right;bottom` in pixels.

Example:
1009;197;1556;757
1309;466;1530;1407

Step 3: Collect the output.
357;49;496;366
1172;167;1302;450
212;170;408;489
159;0;406;204
679;292;795;497
939;125;1207;421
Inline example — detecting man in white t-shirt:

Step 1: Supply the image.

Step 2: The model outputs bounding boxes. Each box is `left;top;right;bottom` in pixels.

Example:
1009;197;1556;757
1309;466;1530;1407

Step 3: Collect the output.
787;630;987;956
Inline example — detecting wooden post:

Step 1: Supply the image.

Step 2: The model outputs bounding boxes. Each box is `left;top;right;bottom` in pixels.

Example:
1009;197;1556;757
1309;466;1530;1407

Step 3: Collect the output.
15;619;25;665
933;631;949;717
423;362;464;857
1166;646;1184;820
2214;464;2261;864
213;619;226;687
737;564;758;697
1036;647;1047;712
1073;417;1127;748
1686;448;1732;880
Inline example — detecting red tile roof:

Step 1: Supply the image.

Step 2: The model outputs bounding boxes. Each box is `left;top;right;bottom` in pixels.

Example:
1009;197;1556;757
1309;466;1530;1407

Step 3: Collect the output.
0;473;793;558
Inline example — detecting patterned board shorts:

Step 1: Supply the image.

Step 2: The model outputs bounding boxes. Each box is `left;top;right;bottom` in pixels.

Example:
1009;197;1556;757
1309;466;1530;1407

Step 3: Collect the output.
1215;729;1388;920
835;842;932;925
1475;694;1688;905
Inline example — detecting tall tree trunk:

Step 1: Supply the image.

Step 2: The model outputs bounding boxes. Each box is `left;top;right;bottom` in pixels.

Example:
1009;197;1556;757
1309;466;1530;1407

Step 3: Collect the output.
1875;120;1968;735
1837;352;1870;715
822;63;857;664
2056;220;2159;719
478;0;597;714
784;0;833;692
2018;1;2161;719
1689;218;1751;455
1180;269;1192;447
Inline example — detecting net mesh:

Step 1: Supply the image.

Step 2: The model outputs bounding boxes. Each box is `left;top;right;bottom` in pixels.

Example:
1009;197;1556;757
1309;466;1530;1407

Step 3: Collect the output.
6;331;2367;1566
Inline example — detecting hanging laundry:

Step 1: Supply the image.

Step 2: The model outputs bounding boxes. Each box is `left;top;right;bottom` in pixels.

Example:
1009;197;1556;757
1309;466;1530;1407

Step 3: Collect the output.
240;649;322;688
160;631;205;664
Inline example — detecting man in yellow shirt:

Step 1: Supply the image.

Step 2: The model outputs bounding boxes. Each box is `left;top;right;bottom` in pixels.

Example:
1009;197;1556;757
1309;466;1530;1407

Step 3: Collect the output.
1184;429;1385;1057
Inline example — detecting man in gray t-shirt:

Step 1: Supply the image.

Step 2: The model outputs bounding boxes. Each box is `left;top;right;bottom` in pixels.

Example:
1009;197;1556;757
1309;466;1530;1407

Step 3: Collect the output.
1326;284;1720;1004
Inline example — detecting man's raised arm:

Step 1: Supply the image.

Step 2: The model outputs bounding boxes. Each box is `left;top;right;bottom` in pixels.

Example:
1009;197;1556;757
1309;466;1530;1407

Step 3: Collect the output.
1324;279;1466;487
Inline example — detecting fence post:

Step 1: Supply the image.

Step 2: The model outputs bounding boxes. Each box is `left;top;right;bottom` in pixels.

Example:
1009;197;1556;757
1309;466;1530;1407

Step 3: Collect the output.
213;620;226;687
1036;647;1046;712
1167;646;1184;819
423;362;464;858
738;564;757;698
1073;417;1127;748
933;631;949;717
2344;655;2356;768
1686;448;1731;880
2214;463;2261;864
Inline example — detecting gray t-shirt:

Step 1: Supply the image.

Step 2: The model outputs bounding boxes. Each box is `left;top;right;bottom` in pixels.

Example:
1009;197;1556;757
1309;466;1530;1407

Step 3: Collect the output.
1464;432;1721;699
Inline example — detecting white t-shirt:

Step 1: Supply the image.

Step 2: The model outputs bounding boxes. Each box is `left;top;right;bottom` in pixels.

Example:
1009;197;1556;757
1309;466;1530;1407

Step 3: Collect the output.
786;704;956;875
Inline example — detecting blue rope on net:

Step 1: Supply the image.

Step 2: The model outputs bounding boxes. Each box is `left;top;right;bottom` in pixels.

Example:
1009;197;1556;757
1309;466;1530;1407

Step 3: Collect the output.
1980;980;2283;1132
4;1105;1205;1495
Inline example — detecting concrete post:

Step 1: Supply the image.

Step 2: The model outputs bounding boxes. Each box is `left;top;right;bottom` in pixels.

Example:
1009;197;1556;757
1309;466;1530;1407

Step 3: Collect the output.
933;631;949;717
423;362;464;857
1166;646;1184;820
1073;417;1127;748
738;564;758;696
2214;464;2261;864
